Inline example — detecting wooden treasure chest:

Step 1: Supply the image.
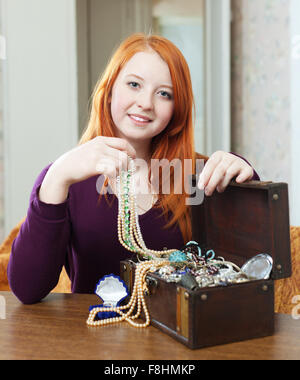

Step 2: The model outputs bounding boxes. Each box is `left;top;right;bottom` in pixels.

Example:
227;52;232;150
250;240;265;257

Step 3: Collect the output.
120;180;291;349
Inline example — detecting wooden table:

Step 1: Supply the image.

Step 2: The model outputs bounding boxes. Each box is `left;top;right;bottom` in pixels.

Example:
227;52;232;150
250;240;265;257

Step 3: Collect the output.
0;291;300;360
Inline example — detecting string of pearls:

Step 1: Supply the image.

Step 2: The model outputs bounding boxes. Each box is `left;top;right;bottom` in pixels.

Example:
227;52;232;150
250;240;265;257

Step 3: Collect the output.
86;259;168;327
87;159;176;328
117;159;177;260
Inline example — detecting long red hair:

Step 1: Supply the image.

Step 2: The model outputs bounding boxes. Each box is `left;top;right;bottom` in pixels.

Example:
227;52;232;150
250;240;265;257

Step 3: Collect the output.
79;33;205;244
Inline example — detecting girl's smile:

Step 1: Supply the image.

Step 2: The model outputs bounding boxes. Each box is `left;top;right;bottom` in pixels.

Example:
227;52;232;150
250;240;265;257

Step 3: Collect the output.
128;113;153;126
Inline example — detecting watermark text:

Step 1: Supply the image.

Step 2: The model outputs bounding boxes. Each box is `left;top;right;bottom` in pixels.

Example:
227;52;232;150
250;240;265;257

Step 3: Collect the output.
95;157;205;206
291;295;300;320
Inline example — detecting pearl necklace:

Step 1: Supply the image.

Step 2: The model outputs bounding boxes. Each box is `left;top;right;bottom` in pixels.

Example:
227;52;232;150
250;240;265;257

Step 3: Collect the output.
117;159;177;260
86;259;168;328
87;159;177;328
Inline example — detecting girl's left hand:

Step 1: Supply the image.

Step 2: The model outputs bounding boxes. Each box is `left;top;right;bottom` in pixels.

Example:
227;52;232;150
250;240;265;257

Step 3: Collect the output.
197;151;254;196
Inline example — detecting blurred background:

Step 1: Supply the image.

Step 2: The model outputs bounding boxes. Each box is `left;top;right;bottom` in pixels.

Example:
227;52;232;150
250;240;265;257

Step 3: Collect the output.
0;0;299;240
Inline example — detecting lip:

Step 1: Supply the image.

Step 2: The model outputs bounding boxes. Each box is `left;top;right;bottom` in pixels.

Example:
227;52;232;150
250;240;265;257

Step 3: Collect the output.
128;114;153;125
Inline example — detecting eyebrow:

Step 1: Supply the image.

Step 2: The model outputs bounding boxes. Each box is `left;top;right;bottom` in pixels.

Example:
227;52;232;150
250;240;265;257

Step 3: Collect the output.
125;74;173;90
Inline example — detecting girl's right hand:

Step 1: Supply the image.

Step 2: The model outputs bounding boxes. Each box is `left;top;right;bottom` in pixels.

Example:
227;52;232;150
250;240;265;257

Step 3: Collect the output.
39;136;137;204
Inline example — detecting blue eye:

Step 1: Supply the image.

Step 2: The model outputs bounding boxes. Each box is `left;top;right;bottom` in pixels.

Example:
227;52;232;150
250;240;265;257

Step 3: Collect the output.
128;81;139;88
159;91;172;100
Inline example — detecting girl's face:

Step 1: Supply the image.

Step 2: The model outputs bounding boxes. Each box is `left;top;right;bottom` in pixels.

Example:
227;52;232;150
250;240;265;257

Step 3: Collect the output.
110;50;175;145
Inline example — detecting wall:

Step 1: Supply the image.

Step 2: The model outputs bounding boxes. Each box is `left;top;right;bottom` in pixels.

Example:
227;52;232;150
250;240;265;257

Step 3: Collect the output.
231;0;291;183
1;0;79;235
231;0;300;226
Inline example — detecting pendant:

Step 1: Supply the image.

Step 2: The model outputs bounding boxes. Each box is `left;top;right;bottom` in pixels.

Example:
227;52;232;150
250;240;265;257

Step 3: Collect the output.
241;253;273;280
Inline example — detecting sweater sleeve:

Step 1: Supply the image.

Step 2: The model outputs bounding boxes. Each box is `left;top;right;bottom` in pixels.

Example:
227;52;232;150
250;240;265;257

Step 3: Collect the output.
230;152;260;181
7;164;71;304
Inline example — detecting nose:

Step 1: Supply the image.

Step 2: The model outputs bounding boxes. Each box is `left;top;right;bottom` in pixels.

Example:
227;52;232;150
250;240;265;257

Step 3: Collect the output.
136;90;154;110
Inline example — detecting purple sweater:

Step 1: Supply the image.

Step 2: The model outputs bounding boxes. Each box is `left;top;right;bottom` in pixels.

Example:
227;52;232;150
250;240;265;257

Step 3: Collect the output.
7;164;185;304
8;160;260;304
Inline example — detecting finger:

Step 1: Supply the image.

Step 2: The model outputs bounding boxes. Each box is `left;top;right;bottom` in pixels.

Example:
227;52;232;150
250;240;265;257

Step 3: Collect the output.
101;137;137;159
95;157;119;178
197;153;222;190
216;161;242;193
103;146;132;174
236;165;254;183
204;161;229;196
112;149;132;173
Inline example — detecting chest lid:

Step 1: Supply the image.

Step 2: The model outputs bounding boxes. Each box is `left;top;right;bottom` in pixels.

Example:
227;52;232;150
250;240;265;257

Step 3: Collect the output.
190;179;291;280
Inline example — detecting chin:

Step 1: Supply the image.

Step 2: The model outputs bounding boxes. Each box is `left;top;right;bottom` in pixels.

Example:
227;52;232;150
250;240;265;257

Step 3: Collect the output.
117;127;153;139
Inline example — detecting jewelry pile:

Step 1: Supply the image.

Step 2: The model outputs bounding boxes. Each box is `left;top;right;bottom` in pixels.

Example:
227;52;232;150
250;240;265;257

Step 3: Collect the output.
156;243;251;289
87;159;273;328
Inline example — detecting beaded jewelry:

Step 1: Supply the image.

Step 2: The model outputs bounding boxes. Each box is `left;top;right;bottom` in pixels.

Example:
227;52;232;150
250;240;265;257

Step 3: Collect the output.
116;159;178;260
87;158;177;328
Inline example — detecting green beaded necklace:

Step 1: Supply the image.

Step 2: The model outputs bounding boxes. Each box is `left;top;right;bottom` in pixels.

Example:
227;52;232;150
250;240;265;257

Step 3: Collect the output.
117;159;178;261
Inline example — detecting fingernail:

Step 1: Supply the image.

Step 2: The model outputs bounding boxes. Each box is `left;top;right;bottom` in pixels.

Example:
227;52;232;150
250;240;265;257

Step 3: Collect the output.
198;181;204;190
205;188;211;196
198;176;204;189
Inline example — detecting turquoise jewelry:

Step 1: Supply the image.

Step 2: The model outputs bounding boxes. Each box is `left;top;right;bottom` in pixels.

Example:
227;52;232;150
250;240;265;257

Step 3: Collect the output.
168;250;188;263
